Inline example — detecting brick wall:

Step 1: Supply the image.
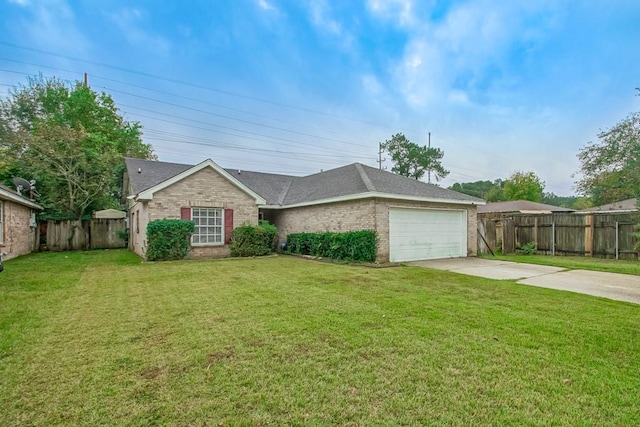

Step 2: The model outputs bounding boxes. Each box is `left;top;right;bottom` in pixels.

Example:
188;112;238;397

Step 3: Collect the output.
267;197;478;263
1;200;37;260
130;167;259;259
268;199;376;245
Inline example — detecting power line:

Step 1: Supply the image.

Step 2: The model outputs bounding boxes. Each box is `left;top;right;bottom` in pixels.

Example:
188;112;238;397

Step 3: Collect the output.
0;40;416;131
143;128;369;161
0;65;375;156
123;107;368;158
97;84;371;148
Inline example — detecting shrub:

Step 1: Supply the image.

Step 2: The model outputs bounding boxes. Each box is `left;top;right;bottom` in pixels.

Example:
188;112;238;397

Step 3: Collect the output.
286;230;377;262
146;219;195;261
230;220;277;257
518;241;537;255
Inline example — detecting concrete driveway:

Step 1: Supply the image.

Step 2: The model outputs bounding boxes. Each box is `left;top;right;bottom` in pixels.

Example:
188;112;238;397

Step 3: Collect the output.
410;258;640;305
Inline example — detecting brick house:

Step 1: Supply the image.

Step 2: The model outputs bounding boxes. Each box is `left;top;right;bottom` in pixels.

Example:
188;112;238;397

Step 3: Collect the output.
0;184;42;260
124;158;484;262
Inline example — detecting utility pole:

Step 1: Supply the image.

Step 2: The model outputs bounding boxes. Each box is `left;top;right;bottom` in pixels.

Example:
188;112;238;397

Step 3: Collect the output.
377;142;386;170
84;72;89;86
427;132;431;184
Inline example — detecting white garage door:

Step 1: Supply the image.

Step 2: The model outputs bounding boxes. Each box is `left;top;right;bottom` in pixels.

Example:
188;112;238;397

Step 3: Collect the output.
389;208;467;262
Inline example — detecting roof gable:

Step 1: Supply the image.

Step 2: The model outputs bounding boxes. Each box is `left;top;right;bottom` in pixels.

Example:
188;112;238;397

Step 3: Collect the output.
133;159;266;205
125;157;192;194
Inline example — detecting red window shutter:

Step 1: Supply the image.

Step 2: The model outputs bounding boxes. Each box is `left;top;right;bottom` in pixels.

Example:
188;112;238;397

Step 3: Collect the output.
224;209;234;244
180;207;191;220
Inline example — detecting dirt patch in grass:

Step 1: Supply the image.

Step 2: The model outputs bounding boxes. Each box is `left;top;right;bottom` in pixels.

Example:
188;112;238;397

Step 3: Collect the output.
140;366;164;380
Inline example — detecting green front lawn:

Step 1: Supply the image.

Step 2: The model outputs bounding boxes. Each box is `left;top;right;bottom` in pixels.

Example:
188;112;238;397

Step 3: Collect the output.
486;254;640;275
1;251;639;425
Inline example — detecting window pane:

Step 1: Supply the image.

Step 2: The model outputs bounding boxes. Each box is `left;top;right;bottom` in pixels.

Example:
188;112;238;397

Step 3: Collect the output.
190;207;223;244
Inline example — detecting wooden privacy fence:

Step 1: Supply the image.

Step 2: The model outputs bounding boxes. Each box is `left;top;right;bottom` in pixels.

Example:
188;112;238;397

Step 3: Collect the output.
478;213;638;259
44;218;127;251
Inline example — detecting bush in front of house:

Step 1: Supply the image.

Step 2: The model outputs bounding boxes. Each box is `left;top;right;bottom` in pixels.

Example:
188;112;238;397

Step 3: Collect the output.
286;230;377;262
230;220;278;257
146;219;195;261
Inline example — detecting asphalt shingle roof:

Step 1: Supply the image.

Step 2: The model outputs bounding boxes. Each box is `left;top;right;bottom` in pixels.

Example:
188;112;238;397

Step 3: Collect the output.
477;200;575;214
125;157;191;194
125;158;484;206
579;198;637;213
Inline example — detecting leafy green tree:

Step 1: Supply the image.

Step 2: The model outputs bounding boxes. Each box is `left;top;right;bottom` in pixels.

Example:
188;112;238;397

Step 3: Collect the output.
541;193;586;209
450;180;502;199
576;107;640;205
503;171;545;202
0;75;154;219
381;133;449;181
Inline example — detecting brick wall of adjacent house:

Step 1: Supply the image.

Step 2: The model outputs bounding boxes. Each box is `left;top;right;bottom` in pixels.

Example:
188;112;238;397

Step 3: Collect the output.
130;167;259;259
373;199;478;262
1;200;37;260
267;197;478;263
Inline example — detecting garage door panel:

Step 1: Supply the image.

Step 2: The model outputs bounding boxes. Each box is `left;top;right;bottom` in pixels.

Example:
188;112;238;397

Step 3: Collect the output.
389;208;466;262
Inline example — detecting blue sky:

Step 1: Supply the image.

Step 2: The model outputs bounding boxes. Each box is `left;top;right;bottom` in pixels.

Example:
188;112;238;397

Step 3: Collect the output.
1;0;639;195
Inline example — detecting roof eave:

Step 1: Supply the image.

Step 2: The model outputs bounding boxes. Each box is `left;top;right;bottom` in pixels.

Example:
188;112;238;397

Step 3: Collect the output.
261;191;485;209
0;189;43;210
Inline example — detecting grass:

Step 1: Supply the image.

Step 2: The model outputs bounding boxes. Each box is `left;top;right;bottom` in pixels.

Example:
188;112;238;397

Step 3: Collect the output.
1;250;639;425
485;254;640;275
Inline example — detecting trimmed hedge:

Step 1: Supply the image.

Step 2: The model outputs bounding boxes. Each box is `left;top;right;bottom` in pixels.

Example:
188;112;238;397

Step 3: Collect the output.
230;221;277;257
146;219;195;261
286;230;377;262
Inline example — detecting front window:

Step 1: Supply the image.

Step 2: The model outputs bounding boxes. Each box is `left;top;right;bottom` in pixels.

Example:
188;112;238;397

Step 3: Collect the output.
192;207;223;245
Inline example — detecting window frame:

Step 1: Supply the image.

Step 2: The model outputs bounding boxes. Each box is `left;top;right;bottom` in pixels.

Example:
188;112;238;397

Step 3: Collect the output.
191;207;224;246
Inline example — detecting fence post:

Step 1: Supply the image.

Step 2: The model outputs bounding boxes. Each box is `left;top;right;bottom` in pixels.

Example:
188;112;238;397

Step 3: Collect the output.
585;214;593;256
615;221;619;260
552;222;555;256
534;217;538;249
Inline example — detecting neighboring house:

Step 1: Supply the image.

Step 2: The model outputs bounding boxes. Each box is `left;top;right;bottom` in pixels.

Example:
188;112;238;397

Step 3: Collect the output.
478;200;575;218
579;198;637;214
0;184;43;260
123;158;485;262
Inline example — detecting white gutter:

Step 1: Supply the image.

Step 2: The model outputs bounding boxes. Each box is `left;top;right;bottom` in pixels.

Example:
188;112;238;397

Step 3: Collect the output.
261;191;485;209
0;189;43;210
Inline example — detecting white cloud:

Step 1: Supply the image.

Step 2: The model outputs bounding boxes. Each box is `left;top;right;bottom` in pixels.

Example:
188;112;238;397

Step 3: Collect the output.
447;89;471;106
367;0;416;27
105;8;171;54
257;0;276;12
362;74;384;96
10;0;90;54
392;1;560;107
309;0;342;36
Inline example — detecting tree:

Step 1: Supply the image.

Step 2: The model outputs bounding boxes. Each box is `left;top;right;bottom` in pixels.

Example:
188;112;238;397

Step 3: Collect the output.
0;75;154;219
381;133;449;181
449;180;502;199
575;107;640;205
541;193;586;209
502;171;545;202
